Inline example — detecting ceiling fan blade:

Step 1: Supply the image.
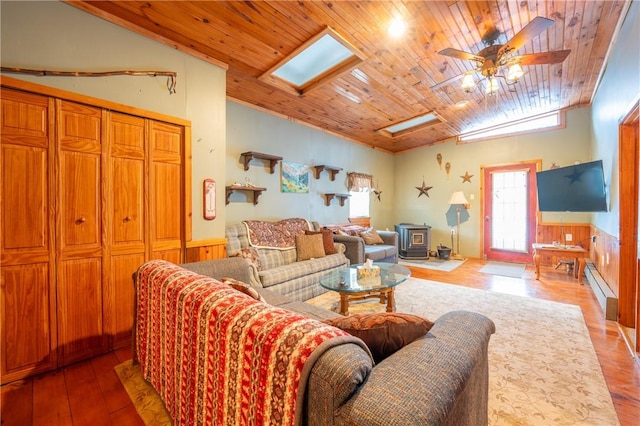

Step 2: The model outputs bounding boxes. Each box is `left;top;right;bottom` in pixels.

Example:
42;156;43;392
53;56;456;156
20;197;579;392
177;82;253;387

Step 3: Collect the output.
438;47;484;63
430;72;465;90
497;16;554;58
508;50;571;66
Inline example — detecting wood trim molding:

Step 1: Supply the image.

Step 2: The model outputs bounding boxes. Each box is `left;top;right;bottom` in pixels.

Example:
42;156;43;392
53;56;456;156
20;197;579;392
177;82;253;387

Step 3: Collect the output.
617;102;639;328
0;75;191;126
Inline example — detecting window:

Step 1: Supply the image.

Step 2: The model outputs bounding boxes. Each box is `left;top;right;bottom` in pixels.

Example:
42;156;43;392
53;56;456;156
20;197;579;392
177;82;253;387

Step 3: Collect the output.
349;190;370;217
347;172;373;218
459;111;564;142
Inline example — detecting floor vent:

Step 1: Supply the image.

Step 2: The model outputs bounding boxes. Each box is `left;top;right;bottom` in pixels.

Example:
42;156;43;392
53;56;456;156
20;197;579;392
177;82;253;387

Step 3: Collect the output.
584;259;618;320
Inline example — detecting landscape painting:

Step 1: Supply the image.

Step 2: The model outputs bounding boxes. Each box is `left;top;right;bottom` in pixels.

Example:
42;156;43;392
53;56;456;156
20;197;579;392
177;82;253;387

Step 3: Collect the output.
281;161;309;193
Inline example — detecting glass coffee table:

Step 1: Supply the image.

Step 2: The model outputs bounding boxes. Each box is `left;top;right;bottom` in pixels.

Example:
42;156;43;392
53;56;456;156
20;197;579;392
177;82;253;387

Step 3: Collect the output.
319;262;411;315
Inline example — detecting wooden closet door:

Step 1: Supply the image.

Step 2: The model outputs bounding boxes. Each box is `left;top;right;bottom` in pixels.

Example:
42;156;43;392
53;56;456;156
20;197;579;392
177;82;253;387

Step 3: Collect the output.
107;112;146;348
0;89;56;383
149;120;184;263
56;100;108;366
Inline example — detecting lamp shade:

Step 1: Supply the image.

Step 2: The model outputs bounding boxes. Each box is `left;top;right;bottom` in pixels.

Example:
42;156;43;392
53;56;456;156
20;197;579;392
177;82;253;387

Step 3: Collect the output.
448;191;469;205
461;73;476;92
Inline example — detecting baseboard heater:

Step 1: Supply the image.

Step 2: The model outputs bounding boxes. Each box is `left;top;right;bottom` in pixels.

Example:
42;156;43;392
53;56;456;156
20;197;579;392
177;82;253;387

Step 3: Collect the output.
584;259;618;321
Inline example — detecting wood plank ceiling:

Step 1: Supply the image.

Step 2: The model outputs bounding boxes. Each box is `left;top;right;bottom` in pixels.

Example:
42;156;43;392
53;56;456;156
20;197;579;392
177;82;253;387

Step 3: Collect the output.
67;1;629;153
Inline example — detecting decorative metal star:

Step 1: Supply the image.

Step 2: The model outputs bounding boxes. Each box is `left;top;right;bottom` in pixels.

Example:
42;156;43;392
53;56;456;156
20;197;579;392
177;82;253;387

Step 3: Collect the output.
461;171;474;183
415;180;433;198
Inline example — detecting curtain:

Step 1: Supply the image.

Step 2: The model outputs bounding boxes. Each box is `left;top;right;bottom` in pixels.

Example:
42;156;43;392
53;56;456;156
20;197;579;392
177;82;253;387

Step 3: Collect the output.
347;172;373;192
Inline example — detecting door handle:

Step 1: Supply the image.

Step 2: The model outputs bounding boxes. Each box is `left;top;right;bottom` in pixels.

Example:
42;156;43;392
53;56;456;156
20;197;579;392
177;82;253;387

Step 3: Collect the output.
485;216;490;222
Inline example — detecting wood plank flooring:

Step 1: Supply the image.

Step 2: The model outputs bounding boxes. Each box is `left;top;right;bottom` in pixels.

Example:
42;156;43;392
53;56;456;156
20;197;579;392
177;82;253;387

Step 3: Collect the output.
1;258;639;425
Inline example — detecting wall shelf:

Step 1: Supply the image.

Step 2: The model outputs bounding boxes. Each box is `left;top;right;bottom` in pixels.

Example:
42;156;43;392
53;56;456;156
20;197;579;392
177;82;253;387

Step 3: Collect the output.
324;193;350;206
225;185;267;205
313;165;343;181
240;151;282;174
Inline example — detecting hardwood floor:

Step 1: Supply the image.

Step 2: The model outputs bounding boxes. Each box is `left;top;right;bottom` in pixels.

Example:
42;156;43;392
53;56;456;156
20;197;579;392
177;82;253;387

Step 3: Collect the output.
1;258;639;425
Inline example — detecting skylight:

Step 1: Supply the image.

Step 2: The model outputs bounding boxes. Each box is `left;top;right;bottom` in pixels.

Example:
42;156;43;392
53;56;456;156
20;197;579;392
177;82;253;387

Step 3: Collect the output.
272;34;353;86
260;27;364;96
378;112;442;137
459;111;563;142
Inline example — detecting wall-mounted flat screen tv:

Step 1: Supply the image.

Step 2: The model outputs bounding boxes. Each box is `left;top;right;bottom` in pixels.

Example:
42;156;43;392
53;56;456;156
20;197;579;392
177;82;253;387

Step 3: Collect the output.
536;160;607;212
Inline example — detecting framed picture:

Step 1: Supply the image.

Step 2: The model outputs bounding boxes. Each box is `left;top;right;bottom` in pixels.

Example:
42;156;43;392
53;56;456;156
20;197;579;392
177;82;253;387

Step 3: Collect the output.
281;161;309;193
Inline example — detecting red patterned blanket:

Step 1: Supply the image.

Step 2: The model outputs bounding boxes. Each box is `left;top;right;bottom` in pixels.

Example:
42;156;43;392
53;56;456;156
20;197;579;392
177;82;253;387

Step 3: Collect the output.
135;260;361;426
243;218;311;249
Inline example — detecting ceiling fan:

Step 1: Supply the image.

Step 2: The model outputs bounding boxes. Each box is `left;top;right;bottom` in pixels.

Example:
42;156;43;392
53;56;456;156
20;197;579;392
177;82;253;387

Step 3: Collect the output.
431;16;571;95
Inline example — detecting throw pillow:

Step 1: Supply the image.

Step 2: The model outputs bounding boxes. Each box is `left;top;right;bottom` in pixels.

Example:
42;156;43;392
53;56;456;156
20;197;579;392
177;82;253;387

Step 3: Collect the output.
221;277;265;302
295;233;326;261
359;227;385;245
324;312;434;363
233;247;263;271
305;229;337;255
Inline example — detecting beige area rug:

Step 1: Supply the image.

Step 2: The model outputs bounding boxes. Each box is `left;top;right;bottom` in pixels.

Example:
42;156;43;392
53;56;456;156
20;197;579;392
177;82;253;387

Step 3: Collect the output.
114;360;172;425
307;279;620;426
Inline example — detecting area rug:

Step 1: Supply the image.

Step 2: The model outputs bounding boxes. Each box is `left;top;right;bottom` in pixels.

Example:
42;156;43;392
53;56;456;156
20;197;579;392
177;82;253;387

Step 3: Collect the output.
114;360;171;425
307;279;620;426
479;261;527;278
398;257;466;271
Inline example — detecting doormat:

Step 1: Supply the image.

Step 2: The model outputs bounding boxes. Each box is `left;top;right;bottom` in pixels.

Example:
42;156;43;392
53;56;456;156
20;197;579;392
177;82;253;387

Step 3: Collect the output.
398;257;466;272
479;261;526;278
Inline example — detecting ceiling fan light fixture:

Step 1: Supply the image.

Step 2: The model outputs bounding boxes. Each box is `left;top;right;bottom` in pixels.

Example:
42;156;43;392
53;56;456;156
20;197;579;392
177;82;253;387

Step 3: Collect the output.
485;77;499;96
461;73;476;92
507;64;524;82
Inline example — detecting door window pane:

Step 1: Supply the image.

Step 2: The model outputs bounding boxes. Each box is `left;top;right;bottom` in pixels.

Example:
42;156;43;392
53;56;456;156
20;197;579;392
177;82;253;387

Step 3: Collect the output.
491;170;528;251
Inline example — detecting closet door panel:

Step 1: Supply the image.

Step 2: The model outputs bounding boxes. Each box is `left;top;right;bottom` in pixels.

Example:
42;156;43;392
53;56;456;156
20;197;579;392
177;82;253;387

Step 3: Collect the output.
59;151;101;250
109;253;144;348
107;112;146;349
0;263;54;382
56;100;106;366
1;145;48;256
0;89;56;383
112;157;144;247
149;121;183;261
57;258;107;365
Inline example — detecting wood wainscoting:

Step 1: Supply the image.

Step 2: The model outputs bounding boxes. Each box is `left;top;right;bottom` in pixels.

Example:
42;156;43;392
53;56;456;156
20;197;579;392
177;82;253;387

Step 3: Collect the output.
535;222;592;266
536;222;620;300
185;238;227;262
589;226;621;298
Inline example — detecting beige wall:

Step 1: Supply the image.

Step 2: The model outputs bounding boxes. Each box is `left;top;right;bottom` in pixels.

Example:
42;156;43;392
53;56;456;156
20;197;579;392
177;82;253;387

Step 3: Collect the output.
393;108;593;258
0;1;227;240
226;101;395;228
591;0;640;238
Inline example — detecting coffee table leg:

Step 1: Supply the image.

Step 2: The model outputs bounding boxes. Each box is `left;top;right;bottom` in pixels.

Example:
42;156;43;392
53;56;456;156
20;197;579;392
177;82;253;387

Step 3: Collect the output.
339;294;349;315
386;289;395;312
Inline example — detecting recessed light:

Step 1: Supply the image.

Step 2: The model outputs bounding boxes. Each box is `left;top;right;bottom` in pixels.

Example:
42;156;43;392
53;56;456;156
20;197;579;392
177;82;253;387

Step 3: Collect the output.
388;17;407;38
455;100;470;108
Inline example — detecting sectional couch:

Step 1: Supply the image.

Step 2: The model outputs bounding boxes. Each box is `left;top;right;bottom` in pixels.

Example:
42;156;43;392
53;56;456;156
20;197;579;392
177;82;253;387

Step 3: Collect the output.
134;257;497;426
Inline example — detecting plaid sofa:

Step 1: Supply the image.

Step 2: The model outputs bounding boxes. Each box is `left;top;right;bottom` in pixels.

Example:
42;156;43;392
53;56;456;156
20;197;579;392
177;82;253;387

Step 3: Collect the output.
225;221;349;301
